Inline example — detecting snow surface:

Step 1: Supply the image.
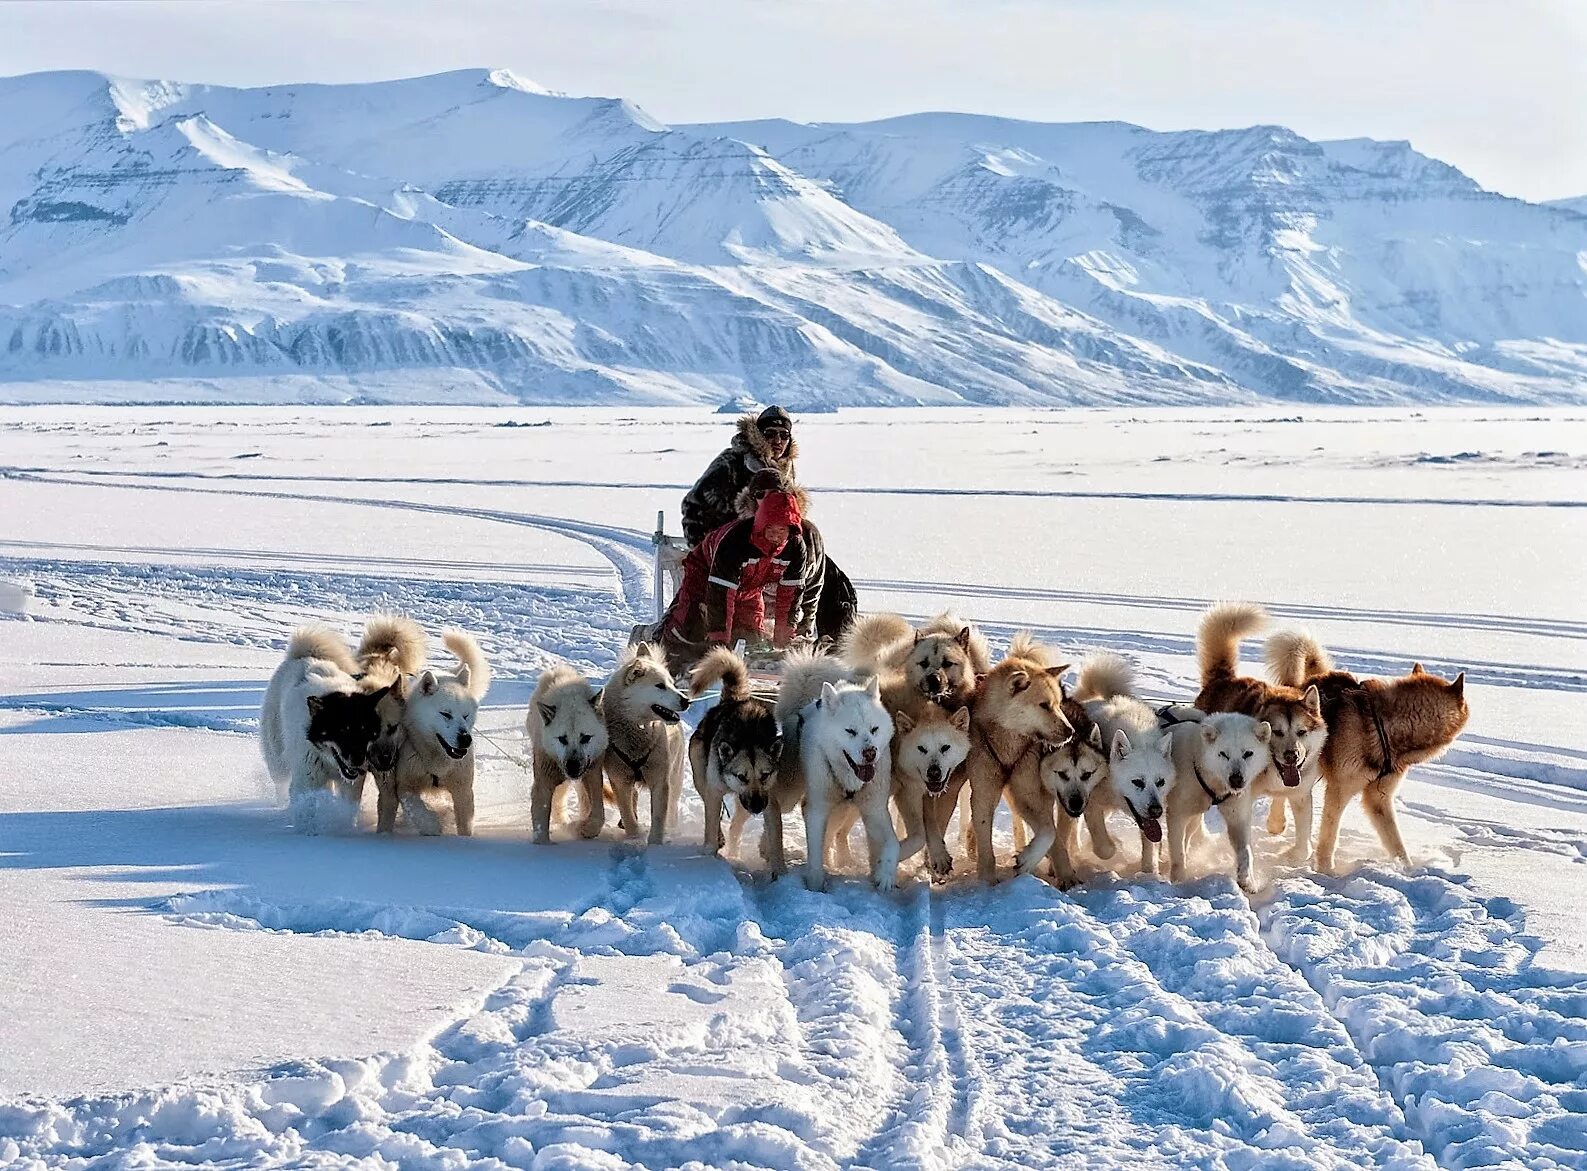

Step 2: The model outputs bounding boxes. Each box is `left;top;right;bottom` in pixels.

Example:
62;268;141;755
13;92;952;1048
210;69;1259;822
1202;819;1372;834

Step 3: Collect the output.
2;69;1586;407
2;407;1586;1169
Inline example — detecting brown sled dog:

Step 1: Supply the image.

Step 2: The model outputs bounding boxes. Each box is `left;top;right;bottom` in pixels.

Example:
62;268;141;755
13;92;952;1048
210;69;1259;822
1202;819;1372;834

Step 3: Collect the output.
1266;631;1468;873
1194;603;1328;864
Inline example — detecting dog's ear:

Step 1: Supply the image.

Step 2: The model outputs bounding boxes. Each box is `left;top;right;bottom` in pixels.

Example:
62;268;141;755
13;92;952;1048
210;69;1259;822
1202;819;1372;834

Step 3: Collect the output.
894;711;915;734
1255;720;1272;743
589;687;603;708
768;735;784;762
387;674;407;702
1086;723;1103;750
1045;662;1070;679
634;641;655;661
1201;722;1220;745
1411;661;1426;676
1450;672;1465;699
717;740;736;764
305;694;325;718
950;705;971;732
454;663;473;691
864;674;881;701
537;702;557;726
955;626;973;651
1302;684;1321;718
819;680;840;707
1009;670;1030;694
416;670;439;696
1110;728;1132;762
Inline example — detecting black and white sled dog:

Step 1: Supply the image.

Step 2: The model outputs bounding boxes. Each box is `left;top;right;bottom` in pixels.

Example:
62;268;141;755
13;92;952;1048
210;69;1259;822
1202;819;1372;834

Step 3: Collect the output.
771;651;897;892
260;626;395;834
688;647;784;859
527;664;608;844
601;642;690;844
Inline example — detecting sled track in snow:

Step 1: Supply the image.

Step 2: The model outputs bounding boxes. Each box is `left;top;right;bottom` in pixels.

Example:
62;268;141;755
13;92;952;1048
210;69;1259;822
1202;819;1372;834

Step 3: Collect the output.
2;469;657;619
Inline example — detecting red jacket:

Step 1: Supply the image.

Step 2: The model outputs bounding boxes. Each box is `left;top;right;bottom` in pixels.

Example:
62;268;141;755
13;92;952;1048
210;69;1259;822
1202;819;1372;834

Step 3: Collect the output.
664;516;809;647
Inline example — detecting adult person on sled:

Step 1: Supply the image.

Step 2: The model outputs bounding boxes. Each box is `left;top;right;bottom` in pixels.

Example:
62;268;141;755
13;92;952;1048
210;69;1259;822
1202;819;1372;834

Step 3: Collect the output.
681;406;796;547
658;488;811;675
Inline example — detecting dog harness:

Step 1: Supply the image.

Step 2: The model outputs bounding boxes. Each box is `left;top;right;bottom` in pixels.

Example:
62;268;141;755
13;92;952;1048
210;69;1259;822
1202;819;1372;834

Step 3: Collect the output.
975;724;1033;779
1356;688;1399;779
1192;761;1231;807
608;740;654;783
1156;704;1199;729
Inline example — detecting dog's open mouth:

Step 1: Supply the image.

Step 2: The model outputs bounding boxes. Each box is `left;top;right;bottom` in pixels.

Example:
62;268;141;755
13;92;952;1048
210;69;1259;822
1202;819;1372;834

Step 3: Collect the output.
437;734;470;760
1063;797;1086;818
338;761;363;781
651;704;682;724
844;751;876;785
1131;806;1164;843
924;776;949;797
1277;759;1302;787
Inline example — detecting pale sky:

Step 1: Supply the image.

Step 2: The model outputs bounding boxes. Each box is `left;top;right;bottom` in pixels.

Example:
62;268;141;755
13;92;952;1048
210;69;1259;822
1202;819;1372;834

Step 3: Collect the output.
4;0;1583;202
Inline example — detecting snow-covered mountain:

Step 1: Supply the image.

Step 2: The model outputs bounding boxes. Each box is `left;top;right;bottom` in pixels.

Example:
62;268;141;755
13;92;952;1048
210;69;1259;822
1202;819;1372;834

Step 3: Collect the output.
2;69;1583;405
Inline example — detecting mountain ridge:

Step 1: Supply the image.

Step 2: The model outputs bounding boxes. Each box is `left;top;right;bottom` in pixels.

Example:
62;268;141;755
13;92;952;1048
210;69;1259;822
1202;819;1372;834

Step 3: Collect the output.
1;68;1582;406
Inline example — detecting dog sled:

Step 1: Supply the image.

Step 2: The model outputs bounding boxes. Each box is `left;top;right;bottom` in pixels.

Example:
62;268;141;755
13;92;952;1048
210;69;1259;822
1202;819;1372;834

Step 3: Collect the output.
629;510;785;693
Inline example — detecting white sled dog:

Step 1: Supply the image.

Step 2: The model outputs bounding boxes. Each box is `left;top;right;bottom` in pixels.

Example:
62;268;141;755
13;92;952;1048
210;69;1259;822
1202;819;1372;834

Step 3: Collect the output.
773;651;898;892
1158;708;1274;891
376;630;491;835
527;664;608;844
1073;654;1177;875
601;642;689;845
260;626;393;834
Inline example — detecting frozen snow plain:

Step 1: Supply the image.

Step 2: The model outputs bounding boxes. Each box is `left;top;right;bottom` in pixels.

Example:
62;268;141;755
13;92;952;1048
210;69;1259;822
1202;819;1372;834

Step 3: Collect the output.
2;406;1586;1170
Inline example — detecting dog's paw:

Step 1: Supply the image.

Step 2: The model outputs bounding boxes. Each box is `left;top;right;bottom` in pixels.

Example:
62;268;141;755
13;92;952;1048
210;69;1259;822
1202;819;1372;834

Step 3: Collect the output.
804;873;827;894
1284;844;1311;865
532;831;551;846
1092;841;1117;861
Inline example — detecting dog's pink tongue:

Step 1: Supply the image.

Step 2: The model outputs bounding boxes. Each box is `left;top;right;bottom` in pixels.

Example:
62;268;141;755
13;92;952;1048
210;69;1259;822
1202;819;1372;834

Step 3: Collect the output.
853;761;876;784
1278;761;1301;787
1142;818;1163;844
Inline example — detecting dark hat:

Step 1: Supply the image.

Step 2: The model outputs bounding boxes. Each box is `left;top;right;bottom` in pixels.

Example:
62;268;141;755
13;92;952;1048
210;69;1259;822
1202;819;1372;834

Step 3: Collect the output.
756;405;792;435
746;468;786;495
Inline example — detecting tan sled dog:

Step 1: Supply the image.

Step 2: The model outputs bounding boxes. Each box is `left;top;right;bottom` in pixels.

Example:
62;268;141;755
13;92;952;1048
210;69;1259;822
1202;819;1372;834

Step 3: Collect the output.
354;614;428;805
1195;602;1328;863
842;610;989;717
527;664;608;844
377;630;491;835
1266;631;1468;873
602;642;690;845
963;633;1072;882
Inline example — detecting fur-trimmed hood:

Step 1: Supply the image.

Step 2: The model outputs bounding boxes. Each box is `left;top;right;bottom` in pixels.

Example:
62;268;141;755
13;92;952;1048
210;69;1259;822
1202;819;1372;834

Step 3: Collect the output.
732;414;799;467
734;476;811;520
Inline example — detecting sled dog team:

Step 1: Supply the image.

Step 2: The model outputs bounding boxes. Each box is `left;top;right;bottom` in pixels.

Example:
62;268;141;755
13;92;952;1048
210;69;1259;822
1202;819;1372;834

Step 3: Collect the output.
261;602;1469;891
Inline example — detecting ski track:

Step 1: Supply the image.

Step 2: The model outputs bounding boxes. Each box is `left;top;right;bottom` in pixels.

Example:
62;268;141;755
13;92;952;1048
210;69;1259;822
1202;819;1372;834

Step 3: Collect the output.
7;474;1587;1167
